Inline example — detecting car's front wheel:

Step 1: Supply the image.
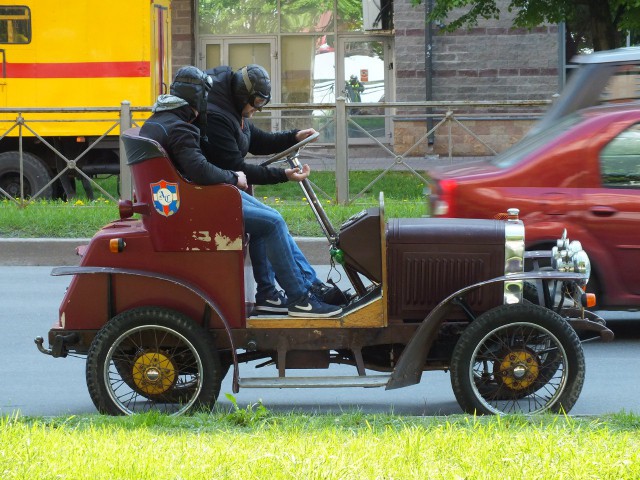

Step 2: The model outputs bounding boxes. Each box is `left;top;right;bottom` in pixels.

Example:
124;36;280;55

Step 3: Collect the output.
450;303;585;415
86;307;223;416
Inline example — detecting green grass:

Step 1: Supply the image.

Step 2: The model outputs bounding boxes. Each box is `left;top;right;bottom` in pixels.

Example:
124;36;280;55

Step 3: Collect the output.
0;171;428;238
1;409;639;479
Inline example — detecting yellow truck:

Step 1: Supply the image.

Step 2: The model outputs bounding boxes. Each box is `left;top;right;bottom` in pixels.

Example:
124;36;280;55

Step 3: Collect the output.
0;0;171;198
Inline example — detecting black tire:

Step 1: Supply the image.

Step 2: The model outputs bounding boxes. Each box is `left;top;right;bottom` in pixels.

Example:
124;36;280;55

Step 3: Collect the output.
0;151;53;199
86;307;223;416
450;303;585;415
523;281;540;304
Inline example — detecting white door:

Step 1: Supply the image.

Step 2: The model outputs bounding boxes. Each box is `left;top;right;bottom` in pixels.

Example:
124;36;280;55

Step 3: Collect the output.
199;37;278;130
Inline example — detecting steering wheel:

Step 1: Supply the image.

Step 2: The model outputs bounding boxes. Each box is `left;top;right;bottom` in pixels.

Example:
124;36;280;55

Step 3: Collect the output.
259;131;320;167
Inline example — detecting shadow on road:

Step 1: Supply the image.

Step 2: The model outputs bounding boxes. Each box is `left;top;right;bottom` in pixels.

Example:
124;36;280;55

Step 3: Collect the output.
606;320;640;339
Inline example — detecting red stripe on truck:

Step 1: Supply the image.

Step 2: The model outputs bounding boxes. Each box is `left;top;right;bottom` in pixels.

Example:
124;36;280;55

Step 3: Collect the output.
1;61;151;78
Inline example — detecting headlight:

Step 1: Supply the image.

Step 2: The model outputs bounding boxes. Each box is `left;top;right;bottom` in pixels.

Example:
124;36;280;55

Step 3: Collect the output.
551;236;591;286
572;250;591;277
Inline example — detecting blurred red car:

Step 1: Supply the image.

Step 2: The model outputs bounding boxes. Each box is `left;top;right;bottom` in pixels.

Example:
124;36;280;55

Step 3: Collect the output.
428;103;640;309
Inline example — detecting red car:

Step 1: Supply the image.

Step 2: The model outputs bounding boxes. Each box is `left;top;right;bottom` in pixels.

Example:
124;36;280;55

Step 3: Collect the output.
428;101;640;309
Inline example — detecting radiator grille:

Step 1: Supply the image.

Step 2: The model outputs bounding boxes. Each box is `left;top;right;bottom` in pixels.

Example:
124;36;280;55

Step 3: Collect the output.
403;256;486;305
389;251;502;319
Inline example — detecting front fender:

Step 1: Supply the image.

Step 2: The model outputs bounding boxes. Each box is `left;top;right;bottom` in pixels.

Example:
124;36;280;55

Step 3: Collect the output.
386;270;589;390
561;307;614;342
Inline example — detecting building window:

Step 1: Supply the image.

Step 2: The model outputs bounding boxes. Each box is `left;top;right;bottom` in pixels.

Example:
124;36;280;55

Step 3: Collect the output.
281;2;333;34
0;6;31;44
198;0;278;35
198;0;392;36
196;0;394;140
282;35;331;103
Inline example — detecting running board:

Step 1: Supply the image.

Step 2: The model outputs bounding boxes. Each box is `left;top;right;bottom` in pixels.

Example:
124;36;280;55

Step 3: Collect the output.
238;375;391;389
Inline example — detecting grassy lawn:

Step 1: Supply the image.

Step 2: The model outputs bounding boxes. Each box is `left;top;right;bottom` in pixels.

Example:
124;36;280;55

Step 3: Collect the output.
0;171;428;238
1;409;639;479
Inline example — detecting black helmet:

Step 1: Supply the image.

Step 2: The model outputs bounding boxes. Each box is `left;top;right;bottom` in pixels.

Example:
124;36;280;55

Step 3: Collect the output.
231;64;271;112
170;66;213;139
170;66;213;114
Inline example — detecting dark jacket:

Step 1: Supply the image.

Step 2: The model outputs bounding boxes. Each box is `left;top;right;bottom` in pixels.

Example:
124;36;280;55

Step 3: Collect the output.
202;66;299;185
140;102;238;186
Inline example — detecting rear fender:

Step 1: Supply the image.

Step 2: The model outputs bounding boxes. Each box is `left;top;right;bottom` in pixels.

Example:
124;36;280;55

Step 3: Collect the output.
52;265;241;393
386;270;589;390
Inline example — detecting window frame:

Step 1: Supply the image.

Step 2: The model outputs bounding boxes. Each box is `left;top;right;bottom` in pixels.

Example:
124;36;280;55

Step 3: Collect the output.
0;5;31;45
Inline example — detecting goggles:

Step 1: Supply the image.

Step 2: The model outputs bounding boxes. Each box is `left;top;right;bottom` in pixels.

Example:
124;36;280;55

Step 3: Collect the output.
250;92;270;110
203;74;213;92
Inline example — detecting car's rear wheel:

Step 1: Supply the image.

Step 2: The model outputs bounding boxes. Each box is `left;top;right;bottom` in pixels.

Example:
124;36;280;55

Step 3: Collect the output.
450;303;585;415
86;307;223;416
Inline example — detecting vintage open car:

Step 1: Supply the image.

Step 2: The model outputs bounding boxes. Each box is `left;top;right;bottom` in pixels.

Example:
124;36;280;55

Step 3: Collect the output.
35;129;614;416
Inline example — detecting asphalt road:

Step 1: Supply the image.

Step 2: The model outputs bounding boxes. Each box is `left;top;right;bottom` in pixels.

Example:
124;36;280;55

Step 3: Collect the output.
2;266;638;417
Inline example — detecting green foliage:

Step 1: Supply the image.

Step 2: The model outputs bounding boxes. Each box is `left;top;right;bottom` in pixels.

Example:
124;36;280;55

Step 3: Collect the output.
421;0;501;31
413;0;640;51
223;393;270;427
198;0;279;35
198;0;363;35
0;198;119;238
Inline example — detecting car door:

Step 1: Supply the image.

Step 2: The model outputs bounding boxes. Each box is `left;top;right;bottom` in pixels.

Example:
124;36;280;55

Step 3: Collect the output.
580;121;640;294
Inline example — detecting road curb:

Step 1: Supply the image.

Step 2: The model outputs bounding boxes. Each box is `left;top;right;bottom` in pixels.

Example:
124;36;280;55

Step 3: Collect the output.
0;237;334;266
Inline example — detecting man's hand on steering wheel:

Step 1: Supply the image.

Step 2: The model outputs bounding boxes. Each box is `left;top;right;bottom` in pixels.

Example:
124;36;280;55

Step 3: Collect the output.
259;131;320;167
295;128;318;143
285;164;311;182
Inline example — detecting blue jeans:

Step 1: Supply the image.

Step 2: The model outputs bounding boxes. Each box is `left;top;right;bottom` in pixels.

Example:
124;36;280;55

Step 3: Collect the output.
240;190;320;301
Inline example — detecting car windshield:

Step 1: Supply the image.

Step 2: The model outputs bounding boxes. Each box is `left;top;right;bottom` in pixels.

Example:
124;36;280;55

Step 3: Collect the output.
489;114;583;168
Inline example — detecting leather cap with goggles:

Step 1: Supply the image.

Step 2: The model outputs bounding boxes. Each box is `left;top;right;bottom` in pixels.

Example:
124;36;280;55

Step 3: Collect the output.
170;66;213;112
241;65;271;110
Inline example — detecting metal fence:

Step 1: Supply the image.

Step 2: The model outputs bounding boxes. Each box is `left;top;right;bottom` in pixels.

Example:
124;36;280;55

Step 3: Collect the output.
0;97;551;206
0;103;145;206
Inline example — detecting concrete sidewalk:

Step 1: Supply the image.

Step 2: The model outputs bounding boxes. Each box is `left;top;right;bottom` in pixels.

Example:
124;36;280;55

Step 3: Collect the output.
0;237;333;266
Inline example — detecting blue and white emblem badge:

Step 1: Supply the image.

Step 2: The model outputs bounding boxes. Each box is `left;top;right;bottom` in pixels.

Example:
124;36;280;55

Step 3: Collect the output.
150;180;180;217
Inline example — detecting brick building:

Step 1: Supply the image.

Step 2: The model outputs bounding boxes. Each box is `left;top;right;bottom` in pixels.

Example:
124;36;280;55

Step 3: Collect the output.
169;0;561;155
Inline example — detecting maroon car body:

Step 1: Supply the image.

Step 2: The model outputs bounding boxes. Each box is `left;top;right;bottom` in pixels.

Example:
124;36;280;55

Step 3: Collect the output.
429;103;640;309
35;128;612;417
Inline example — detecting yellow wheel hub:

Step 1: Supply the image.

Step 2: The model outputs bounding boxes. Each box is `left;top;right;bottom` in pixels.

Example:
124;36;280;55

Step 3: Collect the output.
131;352;177;395
498;350;539;390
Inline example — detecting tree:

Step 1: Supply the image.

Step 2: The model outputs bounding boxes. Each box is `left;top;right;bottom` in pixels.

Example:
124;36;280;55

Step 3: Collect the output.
412;0;640;52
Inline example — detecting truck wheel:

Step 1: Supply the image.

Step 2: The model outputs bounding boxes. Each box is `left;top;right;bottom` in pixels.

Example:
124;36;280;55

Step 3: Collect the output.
86;307;223;416
0;151;53;199
450;303;585;415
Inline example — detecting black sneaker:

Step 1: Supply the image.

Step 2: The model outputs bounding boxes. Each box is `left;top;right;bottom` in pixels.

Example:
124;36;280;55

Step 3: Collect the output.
310;281;350;306
255;290;288;313
288;292;343;318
